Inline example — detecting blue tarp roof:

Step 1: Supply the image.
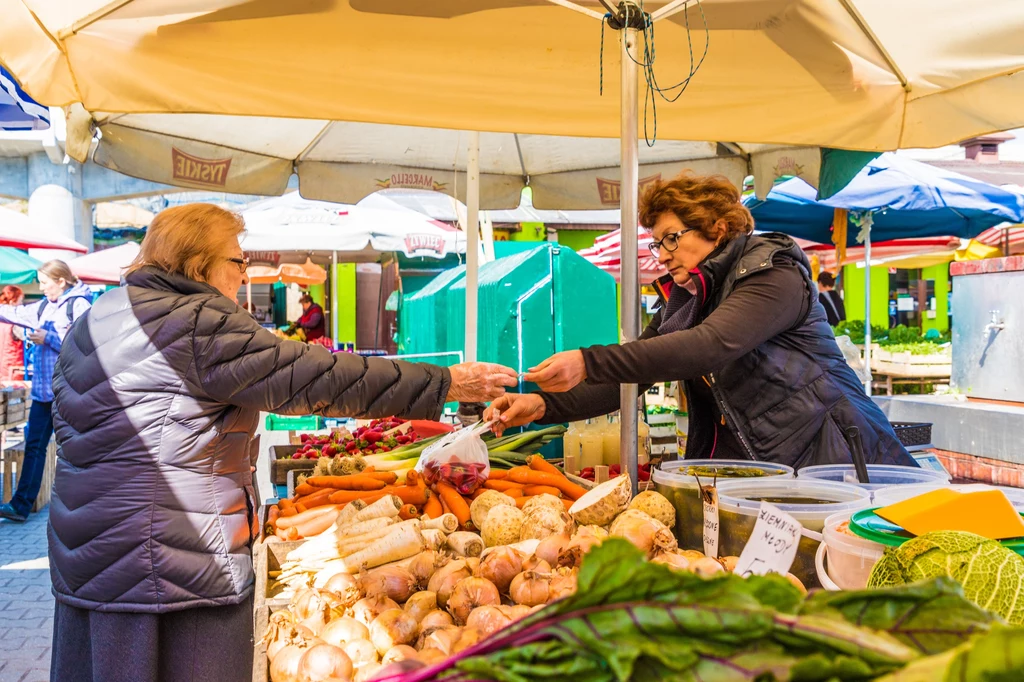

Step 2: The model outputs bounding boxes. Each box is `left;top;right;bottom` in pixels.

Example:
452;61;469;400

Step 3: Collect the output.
745;153;1024;245
0;66;49;131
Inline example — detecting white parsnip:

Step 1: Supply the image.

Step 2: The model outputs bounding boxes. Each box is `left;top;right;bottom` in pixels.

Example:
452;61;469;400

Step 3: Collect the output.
421;514;459;533
339;524;426;573
421;529;447;552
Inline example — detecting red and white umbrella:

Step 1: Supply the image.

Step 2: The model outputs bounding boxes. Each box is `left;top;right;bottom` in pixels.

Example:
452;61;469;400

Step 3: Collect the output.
578;227;665;284
69;242;140;283
975;224;1024;252
0;207;89;253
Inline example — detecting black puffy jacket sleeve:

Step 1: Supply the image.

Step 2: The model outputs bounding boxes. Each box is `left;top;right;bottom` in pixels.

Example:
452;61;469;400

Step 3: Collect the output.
192;298;451;420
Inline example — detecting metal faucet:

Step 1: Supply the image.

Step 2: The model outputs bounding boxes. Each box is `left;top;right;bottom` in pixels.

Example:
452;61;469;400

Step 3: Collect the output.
984;310;1005;337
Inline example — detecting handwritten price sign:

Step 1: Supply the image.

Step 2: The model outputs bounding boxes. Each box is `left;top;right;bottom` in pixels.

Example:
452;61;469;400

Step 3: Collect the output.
732;502;802;577
701;485;719;558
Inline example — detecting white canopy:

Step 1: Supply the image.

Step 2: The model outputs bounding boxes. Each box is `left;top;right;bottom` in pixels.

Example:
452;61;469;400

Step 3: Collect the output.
239;192;465;259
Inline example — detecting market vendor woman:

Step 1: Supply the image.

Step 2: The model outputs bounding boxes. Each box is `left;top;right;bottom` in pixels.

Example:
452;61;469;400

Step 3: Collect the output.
48;203;518;682
489;173;914;469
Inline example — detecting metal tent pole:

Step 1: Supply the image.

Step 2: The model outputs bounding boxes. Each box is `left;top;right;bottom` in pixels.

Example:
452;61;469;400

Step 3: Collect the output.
466;131;481;362
863;223;872;395
332;249;339;347
617;16;642;497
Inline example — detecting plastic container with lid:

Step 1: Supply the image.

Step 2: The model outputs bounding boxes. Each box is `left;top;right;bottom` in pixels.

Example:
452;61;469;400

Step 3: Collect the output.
716;479;871;588
816;510;886;590
797;464;949;498
873;483;1024;511
653;459;794;551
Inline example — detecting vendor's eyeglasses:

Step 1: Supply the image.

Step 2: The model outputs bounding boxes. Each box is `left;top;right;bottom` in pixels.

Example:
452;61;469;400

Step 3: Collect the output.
648;228;695;257
227;257;249;273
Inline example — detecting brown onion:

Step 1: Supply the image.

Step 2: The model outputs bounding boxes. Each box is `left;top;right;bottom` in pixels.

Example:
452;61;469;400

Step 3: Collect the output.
534;533;570;567
426;560;471;608
262;611;298;661
358;566;417;604
651;551;691;573
375;660;427;678
447;577;501;625
342;639;379;669
354;662;382;682
352;595;400;628
418;609;455;633
401;550;449;588
690;557;725;578
557;534;602;568
298;643;353;682
369;609;419;654
521;556;551;573
474;547;522;594
509;571;551;607
417;648;448;665
319;617;370;649
381;644;418;665
505;605;533;621
270;642;310;682
403;591;438;623
416;625;461;656
324;573;361;607
452;626;484;654
300;600;333;637
548;568;577;600
466;605;513;637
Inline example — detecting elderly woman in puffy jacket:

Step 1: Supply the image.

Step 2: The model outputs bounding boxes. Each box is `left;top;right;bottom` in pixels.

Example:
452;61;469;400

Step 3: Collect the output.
48;203;517;682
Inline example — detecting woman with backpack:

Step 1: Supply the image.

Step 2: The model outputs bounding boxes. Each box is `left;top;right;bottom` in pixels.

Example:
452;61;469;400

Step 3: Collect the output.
0;260;92;522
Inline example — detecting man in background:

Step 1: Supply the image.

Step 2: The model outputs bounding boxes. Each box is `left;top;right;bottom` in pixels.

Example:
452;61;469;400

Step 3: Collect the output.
296;293;326;341
817;271;846;326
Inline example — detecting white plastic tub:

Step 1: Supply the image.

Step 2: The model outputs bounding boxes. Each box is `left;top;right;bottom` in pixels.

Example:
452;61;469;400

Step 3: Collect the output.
797;464;949;498
816;511;886;590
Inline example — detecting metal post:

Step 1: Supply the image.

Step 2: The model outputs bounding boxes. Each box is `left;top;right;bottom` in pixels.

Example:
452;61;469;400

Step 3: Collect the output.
332;249;339;348
618;19;642;497
863;224;872;395
466;132;481;363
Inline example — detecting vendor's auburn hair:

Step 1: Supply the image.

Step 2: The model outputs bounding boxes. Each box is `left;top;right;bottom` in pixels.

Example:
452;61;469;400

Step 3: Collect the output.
639;172;754;244
128;203;245;282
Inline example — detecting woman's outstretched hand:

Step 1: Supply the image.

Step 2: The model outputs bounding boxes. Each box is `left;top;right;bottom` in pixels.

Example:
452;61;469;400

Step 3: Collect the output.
483;393;547;437
446;362;519;403
524;350;586;393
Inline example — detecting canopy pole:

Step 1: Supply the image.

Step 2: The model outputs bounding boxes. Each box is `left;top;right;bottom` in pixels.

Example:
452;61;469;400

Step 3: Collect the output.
332;249;339;348
618;18;642;497
863;223;872;395
245;278;252;313
466;131;481;363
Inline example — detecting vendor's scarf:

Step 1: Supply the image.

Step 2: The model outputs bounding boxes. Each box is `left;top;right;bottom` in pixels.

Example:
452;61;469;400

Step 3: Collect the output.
658;269;707;334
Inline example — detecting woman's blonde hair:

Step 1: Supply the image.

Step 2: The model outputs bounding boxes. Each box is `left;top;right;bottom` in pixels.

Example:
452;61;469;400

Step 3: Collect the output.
38;260;78;288
128;204;245;281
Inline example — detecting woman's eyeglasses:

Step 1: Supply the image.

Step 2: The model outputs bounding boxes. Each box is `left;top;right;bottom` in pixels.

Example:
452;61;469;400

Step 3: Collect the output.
227;257;249;273
648;228;695;257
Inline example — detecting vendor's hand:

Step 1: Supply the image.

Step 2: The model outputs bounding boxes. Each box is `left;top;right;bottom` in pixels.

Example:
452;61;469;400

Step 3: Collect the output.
28;329;47;345
484;394;547;437
524;350;586;393
447;362;518;403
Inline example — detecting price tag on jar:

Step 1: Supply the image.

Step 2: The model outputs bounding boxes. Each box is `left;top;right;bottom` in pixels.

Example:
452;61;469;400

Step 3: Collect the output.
732;502;802;577
700;484;719;559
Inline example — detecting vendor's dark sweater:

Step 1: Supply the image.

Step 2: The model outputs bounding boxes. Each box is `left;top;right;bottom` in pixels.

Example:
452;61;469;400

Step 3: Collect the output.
536;232;913;469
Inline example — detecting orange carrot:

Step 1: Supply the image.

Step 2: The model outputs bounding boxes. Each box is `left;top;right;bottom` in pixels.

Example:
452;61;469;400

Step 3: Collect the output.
437;482;472;529
506;469;588;500
278;498;295;511
295;502;308;513
514;495;536;509
424;494;443;519
399;503;419;520
305;475;386;491
502;488;524;498
292;489;334;509
387;483;429;506
488;470;509;480
484;480;525;492
439;493;452;516
471;488;489;500
364;471;399;485
294;482;321;497
278;505;298;518
562;498;574;511
264;505;280;536
406;470;422;487
328;489;388;505
527;455;563;477
523;484;562;498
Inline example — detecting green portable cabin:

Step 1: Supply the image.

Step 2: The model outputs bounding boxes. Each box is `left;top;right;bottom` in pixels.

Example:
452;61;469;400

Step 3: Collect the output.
443;244;618;375
398;264;467;366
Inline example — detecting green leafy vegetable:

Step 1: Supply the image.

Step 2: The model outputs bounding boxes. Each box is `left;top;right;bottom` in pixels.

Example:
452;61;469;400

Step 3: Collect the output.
868;531;1024;625
876;625;1024;681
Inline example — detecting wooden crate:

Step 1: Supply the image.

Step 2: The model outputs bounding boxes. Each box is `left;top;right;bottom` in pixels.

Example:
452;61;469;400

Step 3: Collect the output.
252;537;303;682
1;436;57;512
269;444;318;486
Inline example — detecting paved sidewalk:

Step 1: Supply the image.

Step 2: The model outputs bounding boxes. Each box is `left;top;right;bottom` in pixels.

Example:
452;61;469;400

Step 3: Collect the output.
0;507;53;682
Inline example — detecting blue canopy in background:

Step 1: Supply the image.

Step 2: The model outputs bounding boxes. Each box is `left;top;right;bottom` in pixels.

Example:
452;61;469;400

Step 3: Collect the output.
0;66;49;131
745;153;1024;245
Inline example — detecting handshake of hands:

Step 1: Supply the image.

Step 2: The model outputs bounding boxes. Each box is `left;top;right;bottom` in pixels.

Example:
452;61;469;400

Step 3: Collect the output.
445;349;587;437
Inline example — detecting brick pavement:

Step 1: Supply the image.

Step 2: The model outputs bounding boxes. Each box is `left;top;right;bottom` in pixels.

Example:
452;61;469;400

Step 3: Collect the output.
0;507;53;682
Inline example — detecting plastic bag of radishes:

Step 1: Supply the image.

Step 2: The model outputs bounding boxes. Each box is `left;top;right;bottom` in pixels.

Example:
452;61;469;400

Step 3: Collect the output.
415;420;491;495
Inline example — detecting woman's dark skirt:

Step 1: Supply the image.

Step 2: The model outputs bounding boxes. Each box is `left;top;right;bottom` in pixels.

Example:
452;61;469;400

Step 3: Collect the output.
50;595;254;682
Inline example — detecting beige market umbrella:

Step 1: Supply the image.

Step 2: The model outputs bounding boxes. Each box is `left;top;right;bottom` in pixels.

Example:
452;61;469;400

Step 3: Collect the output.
246;259;327;287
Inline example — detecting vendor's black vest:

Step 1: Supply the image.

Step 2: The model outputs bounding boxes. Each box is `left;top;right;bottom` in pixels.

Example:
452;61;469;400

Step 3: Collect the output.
677;233;914;470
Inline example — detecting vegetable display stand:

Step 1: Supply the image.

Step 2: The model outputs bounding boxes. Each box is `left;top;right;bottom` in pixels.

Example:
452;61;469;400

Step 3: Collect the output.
269;444;316;487
1;435;57;513
252;538;302;682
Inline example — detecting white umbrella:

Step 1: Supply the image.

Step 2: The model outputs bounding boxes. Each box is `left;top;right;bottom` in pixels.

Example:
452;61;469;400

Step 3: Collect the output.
69;241;140;283
0;207;88;253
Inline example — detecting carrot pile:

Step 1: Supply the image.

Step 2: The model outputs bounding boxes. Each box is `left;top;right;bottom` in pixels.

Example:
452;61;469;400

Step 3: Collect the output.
265;455;585;540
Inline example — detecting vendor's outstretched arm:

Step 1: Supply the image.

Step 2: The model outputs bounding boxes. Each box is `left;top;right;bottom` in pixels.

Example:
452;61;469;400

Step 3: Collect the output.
581;263;809;385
